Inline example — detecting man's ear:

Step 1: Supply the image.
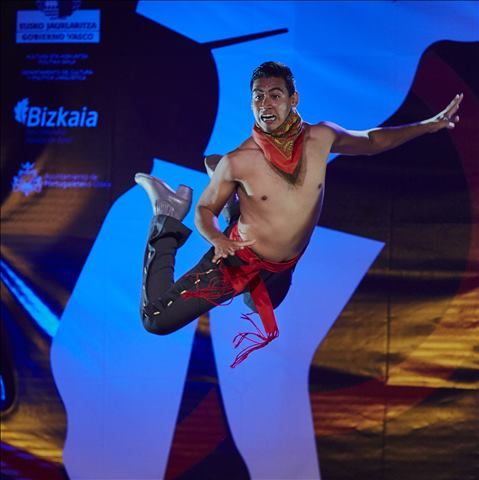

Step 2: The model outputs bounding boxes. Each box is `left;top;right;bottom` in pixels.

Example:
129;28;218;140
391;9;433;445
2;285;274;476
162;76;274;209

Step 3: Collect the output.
291;91;299;108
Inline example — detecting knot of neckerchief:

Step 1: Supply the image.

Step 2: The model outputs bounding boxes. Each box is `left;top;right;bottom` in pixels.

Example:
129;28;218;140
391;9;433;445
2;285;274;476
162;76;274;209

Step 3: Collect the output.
252;109;305;184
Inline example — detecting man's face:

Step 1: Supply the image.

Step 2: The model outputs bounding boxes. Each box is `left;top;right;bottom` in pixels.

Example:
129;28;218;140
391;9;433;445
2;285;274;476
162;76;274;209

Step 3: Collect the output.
251;77;299;133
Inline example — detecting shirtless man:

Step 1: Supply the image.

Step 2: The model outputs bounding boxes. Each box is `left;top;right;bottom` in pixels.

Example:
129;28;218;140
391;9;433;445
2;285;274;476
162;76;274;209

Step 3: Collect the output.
135;61;462;366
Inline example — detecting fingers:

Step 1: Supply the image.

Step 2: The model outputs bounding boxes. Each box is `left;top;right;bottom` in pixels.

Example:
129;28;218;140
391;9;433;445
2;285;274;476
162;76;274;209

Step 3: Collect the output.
239;239;257;247
212;239;257;263
445;115;460;129
445;93;463;115
447;113;461;129
451;93;463;106
228;241;256;254
213;249;232;263
440;93;463;130
225;239;256;251
212;251;228;263
212;247;238;263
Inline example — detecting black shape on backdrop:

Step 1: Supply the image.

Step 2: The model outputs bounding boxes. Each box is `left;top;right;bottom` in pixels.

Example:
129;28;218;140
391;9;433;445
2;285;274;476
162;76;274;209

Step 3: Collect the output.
320;41;473;293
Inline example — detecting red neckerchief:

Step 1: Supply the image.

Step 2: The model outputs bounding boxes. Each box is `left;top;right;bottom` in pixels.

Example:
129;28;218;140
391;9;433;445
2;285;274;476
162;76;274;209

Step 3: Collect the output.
252;110;305;180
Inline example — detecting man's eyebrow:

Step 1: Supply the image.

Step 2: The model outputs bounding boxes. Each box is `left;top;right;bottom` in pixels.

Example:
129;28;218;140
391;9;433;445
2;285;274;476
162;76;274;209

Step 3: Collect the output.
252;87;285;93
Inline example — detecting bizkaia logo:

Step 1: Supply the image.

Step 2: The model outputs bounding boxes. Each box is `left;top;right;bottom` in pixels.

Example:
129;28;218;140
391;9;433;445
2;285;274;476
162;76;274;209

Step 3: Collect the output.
14;98;98;127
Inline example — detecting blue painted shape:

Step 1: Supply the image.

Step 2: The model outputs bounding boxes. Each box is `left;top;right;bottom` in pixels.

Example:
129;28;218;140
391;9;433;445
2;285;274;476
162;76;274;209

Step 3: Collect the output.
0;374;5;403
136;1;478;157
211;227;383;479
51;159;211;479
0;259;59;337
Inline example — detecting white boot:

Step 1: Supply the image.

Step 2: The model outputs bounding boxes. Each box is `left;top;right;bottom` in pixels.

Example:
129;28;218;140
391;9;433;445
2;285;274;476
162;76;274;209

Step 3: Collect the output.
135;173;192;221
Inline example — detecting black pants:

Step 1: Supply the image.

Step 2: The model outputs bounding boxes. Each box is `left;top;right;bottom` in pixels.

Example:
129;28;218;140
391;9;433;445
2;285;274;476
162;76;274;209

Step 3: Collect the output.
140;215;294;335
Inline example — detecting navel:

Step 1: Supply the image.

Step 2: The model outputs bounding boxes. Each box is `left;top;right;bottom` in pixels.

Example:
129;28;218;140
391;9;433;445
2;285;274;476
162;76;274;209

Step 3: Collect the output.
318;183;323;189
261;195;268;201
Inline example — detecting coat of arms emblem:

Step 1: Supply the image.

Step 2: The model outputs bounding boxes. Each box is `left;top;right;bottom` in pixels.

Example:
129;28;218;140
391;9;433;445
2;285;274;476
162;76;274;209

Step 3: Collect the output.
12;162;43;196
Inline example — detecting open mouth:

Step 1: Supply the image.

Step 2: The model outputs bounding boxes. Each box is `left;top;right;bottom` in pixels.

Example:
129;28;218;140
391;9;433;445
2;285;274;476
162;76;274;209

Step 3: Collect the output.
260;114;276;123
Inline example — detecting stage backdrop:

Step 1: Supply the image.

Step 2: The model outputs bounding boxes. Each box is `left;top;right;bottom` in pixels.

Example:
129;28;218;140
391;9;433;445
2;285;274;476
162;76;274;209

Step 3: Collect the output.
1;1;478;480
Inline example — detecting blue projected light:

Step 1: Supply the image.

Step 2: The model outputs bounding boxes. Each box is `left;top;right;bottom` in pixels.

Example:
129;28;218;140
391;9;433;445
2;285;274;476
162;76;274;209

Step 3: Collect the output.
0;259;59;337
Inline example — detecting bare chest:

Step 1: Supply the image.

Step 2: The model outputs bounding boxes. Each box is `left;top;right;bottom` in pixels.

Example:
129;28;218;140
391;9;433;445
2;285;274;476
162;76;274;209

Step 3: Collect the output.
237;136;328;216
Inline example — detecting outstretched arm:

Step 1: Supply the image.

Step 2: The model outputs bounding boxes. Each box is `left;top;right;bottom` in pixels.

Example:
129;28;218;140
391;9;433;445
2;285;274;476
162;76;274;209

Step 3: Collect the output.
320;93;463;156
195;155;255;263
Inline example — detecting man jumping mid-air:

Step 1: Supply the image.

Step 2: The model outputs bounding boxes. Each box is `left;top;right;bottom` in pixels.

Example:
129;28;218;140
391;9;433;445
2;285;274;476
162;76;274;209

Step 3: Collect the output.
135;61;462;367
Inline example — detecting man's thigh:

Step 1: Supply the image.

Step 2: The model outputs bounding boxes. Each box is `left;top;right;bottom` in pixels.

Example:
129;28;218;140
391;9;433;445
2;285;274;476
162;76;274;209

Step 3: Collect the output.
143;247;245;334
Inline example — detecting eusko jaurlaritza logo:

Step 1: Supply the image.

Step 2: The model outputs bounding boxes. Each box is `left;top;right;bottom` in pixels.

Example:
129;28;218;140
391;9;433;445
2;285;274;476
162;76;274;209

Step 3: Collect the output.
36;0;81;19
12;162;43;197
14;98;98;127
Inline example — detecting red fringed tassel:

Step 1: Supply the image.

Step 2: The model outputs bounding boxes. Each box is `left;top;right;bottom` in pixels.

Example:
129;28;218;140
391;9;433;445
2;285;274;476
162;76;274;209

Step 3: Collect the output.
181;265;282;368
230;313;279;368
181;270;235;306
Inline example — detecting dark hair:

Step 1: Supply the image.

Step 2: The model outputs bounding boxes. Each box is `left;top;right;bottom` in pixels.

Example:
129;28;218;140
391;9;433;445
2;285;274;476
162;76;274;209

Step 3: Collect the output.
250;61;296;96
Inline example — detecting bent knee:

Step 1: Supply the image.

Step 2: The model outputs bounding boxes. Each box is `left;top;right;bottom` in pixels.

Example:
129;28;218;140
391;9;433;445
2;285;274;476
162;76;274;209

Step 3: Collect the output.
140;306;178;336
143;319;174;336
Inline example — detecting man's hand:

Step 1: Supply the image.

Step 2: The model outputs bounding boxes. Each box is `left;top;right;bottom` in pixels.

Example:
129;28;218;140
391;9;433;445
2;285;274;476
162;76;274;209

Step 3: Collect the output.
212;236;256;263
427;93;463;133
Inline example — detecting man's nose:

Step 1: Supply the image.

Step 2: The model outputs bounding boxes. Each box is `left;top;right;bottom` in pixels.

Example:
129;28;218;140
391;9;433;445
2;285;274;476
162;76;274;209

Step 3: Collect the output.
261;96;271;107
